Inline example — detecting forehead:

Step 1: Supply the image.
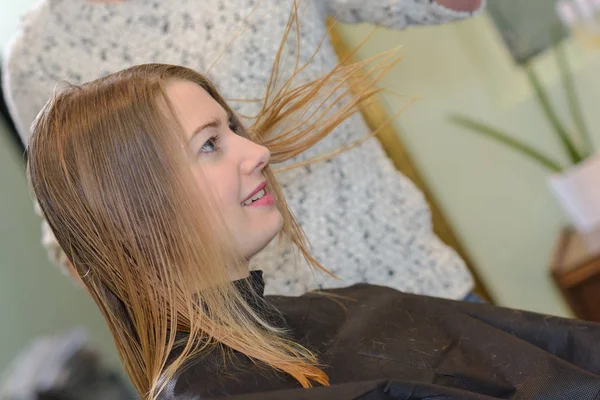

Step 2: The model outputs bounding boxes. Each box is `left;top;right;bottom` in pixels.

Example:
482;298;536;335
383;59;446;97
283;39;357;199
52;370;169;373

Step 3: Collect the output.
165;80;226;136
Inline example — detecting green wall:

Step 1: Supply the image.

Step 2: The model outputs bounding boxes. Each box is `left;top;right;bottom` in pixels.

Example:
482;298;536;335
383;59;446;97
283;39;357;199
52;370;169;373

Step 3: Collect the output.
337;13;600;317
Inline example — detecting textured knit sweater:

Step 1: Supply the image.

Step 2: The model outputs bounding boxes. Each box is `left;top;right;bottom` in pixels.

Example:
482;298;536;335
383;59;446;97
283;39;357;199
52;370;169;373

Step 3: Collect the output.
3;0;481;299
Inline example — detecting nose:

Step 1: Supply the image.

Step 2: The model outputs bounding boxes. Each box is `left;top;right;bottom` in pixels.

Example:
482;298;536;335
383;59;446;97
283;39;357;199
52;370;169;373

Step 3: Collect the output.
238;135;270;175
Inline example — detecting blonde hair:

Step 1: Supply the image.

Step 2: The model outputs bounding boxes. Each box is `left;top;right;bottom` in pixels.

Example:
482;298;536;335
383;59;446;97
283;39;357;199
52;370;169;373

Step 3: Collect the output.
26;3;399;399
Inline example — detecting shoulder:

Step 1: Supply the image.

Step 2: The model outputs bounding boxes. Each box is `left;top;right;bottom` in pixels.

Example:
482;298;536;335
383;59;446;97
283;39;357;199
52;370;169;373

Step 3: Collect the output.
267;283;411;334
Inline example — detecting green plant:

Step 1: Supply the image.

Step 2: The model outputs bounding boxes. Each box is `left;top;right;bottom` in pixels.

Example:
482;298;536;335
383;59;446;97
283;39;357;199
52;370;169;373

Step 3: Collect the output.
449;40;593;173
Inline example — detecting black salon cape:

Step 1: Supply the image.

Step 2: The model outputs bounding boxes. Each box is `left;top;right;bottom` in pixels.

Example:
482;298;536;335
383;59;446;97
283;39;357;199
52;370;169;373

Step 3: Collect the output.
160;271;600;399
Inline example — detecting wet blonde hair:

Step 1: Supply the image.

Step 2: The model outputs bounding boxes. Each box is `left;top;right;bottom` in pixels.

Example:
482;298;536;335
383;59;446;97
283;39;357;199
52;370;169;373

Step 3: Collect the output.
27;3;400;399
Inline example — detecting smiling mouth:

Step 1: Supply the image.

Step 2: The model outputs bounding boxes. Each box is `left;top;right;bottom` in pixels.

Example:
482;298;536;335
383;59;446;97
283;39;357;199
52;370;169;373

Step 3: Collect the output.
241;181;267;206
242;189;267;206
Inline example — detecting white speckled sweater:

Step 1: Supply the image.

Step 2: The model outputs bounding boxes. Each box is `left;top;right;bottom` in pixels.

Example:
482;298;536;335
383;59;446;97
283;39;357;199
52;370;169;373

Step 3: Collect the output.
3;0;480;299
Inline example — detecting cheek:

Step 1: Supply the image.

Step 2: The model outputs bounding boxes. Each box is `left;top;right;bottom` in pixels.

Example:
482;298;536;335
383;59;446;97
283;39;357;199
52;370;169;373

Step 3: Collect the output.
193;165;240;209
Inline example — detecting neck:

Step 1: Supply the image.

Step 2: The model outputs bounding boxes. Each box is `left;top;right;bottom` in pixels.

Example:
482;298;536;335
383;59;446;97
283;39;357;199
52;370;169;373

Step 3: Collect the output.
228;259;250;282
230;268;250;282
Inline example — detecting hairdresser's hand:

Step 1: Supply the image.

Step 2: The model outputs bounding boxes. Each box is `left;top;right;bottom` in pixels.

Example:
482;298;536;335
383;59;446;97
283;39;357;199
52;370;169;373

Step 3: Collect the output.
435;0;483;12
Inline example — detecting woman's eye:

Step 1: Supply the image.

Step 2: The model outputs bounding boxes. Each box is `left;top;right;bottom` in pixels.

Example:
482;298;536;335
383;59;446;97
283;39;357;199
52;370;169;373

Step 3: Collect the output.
198;135;219;155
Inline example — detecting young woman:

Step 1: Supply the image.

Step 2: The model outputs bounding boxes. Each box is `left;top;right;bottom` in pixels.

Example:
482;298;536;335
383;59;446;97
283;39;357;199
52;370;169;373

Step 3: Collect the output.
27;62;600;400
6;0;484;300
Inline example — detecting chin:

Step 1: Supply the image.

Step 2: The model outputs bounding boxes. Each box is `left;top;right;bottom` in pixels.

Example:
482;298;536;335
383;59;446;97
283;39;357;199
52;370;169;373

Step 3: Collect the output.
242;212;284;259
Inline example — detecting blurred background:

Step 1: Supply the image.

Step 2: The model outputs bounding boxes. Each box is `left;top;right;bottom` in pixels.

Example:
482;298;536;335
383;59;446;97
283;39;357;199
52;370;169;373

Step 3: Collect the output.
3;0;600;394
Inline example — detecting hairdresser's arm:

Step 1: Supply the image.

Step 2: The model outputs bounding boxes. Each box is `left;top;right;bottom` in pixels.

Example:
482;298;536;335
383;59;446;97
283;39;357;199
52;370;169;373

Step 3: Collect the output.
319;0;485;29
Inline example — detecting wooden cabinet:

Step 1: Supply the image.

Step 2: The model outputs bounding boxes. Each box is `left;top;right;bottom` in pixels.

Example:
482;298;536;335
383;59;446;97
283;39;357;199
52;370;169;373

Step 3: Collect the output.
551;228;600;322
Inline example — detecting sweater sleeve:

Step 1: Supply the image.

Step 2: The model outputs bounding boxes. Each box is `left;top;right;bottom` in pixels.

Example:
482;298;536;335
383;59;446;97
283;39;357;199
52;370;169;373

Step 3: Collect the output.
2;42;33;144
317;0;486;29
2;2;55;145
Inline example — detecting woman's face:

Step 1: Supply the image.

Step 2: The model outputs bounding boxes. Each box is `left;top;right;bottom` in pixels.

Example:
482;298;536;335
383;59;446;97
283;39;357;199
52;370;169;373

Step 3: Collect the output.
165;80;283;260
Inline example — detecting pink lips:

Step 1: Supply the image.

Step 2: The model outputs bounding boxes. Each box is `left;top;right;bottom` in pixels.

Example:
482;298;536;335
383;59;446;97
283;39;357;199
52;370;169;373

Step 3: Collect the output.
246;192;275;207
241;181;275;207
242;181;267;203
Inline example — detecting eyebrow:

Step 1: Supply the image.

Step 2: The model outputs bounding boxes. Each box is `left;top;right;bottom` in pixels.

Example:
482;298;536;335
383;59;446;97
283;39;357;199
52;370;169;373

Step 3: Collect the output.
190;117;222;141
